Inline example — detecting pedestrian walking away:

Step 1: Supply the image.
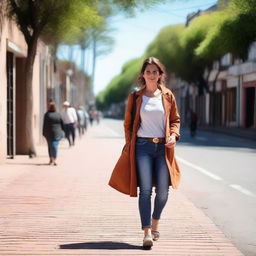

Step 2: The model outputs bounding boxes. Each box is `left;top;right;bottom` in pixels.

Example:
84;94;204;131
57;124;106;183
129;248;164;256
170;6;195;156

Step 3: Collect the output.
77;106;86;136
187;108;198;137
109;57;181;249
61;101;78;146
43;101;65;166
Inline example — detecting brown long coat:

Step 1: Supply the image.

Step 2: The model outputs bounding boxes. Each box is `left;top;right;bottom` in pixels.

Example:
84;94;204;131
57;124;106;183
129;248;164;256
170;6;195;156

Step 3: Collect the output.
108;85;181;197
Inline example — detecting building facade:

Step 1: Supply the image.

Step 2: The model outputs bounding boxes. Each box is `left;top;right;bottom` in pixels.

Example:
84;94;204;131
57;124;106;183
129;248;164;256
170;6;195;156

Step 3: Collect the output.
0;17;53;163
173;4;256;130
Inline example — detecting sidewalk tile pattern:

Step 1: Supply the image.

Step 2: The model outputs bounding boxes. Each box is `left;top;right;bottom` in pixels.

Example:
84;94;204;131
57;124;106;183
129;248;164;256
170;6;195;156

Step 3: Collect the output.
0;124;244;255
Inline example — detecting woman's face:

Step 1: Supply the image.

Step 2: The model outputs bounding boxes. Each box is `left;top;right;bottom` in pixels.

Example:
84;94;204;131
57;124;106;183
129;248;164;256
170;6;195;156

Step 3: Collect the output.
142;64;161;86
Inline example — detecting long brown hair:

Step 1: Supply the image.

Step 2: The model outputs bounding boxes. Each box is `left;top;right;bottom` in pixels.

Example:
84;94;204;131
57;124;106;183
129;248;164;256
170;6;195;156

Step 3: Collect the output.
137;57;167;88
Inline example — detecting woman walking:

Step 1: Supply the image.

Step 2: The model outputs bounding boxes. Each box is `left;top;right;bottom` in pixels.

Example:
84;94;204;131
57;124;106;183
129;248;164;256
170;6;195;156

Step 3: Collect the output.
43;102;65;166
109;57;181;249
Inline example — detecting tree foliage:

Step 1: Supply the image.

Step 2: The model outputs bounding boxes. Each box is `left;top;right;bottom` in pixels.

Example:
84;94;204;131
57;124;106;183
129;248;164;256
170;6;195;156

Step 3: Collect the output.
43;2;102;45
98;0;256;109
6;0;164;155
7;0;101;45
196;0;256;60
145;25;185;77
96;57;143;109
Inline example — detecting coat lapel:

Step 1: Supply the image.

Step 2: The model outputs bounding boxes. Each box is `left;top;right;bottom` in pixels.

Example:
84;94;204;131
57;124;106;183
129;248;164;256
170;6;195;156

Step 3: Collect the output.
159;85;171;139
133;90;143;134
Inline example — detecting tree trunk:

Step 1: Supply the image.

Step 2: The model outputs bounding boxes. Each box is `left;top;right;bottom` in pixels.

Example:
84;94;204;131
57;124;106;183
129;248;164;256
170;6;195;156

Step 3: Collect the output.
198;75;207;95
24;36;38;157
91;37;97;91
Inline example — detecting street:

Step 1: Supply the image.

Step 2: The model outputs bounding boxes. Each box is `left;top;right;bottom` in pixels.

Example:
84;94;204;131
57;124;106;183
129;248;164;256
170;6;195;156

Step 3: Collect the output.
0;118;252;255
104;118;256;256
1;2;256;255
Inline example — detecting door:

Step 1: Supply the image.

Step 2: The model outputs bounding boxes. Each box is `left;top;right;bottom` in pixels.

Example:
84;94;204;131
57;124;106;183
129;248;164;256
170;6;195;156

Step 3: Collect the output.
6;52;14;158
245;87;255;128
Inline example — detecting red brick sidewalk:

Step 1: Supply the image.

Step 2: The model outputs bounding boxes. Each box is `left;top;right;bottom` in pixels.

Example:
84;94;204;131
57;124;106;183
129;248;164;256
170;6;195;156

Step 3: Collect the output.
0;123;244;255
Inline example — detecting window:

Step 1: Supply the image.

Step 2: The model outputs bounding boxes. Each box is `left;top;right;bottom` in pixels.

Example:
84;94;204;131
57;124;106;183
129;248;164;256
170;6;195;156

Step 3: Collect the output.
248;41;256;61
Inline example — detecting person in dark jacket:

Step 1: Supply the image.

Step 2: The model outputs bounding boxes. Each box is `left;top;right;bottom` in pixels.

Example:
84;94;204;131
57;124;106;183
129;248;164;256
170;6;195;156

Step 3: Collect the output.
43;102;64;166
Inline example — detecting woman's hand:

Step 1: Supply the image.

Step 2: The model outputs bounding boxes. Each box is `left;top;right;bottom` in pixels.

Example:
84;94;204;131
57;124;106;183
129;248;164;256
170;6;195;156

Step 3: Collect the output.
165;135;176;148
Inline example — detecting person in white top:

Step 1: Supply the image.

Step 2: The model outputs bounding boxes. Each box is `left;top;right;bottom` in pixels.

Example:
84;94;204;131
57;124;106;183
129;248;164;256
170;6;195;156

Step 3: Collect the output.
109;57;181;249
135;57;179;248
62;101;78;146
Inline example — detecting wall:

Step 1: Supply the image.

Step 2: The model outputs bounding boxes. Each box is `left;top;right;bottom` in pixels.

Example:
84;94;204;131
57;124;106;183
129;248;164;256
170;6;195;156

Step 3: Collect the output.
0;17;50;162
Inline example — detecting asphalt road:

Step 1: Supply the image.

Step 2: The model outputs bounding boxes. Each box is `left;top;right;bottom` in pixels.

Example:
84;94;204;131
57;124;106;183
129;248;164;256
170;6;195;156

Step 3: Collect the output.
101;118;256;256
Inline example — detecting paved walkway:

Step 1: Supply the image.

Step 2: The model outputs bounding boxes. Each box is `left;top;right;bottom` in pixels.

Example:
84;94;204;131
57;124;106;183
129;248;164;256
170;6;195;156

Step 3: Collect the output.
199;126;256;141
0;122;244;255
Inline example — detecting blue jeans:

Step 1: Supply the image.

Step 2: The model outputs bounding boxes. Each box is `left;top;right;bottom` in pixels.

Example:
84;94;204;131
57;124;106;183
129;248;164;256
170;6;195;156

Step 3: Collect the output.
135;137;170;229
47;138;61;158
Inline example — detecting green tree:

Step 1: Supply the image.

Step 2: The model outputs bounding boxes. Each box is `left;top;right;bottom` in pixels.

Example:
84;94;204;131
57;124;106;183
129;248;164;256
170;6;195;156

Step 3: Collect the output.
180;12;222;94
6;0;166;156
80;0;166;95
196;0;256;60
98;24;185;109
91;24;115;91
6;0;101;156
96;57;143;109
77;1;114;78
145;24;185;78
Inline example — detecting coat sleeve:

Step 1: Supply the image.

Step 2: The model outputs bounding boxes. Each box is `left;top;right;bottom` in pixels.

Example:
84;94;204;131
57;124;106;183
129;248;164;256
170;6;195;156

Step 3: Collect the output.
169;94;181;141
123;93;134;144
42;113;48;138
60;118;65;132
58;113;65;132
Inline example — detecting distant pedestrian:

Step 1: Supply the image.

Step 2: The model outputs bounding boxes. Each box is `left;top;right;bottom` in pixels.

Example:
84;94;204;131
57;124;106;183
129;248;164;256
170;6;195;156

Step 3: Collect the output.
84;109;89;131
43;102;65;166
61;101;78;146
89;109;95;126
188;109;198;137
109;57;181;249
77;106;86;136
95;110;101;125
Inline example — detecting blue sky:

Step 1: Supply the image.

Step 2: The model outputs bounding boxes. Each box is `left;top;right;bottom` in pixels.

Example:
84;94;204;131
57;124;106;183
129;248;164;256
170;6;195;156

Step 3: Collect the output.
58;0;217;95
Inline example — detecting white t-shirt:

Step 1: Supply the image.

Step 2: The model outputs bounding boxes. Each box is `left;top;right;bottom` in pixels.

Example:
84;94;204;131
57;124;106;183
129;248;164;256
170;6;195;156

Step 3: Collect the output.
62;107;78;124
137;94;165;138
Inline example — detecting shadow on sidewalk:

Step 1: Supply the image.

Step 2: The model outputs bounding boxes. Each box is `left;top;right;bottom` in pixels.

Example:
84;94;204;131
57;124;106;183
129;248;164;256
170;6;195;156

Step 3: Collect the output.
59;241;142;250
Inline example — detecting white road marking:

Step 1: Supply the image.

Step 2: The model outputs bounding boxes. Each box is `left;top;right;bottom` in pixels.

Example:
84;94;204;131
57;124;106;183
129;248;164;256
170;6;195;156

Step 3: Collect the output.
103;121;256;198
176;156;223;181
176;156;256;198
229;184;256;197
